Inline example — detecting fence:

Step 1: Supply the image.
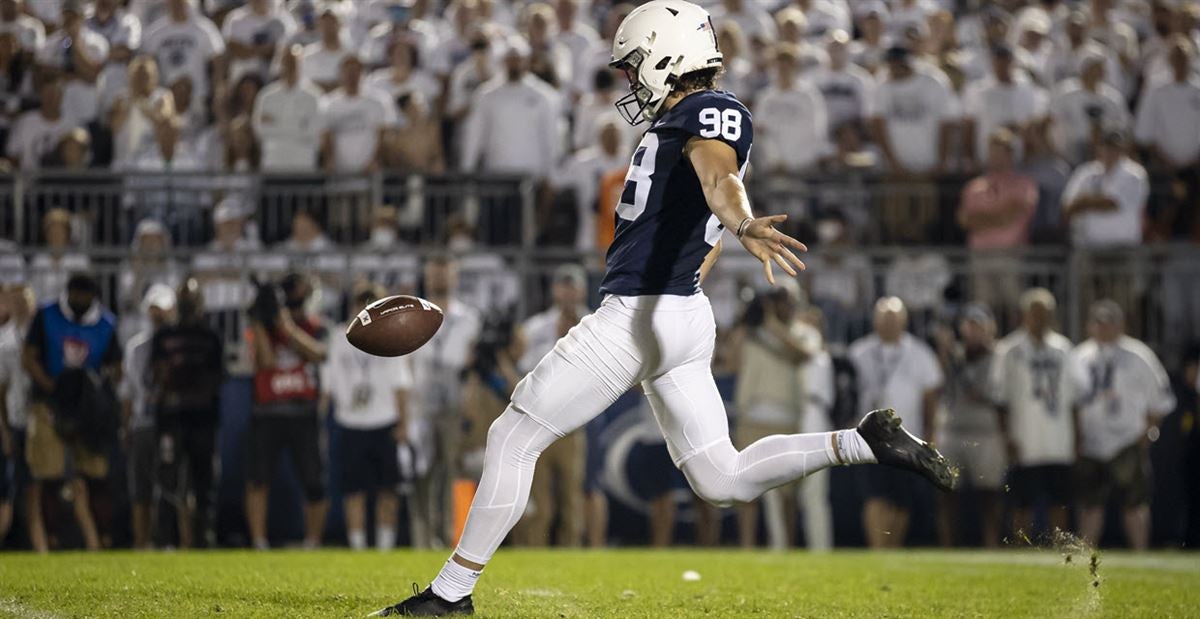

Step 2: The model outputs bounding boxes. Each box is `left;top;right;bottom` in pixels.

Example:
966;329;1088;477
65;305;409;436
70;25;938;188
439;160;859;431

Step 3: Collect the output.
3;169;1198;370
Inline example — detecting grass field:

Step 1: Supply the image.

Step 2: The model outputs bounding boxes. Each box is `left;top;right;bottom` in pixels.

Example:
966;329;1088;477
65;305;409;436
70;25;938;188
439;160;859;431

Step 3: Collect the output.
0;548;1197;618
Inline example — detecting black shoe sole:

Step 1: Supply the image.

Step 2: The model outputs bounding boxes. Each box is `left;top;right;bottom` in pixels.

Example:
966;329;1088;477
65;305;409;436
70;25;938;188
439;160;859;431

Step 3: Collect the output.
866;408;958;492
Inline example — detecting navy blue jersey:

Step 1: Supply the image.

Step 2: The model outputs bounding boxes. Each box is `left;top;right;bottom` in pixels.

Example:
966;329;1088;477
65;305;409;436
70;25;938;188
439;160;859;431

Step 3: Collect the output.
599;90;753;297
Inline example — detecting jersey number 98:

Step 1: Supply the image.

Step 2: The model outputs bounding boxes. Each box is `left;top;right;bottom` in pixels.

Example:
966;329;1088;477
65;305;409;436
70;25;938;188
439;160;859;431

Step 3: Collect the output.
698;107;742;142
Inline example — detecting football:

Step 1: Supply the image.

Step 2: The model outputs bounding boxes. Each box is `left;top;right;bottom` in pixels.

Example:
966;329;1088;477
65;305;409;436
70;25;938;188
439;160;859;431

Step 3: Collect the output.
345;295;444;357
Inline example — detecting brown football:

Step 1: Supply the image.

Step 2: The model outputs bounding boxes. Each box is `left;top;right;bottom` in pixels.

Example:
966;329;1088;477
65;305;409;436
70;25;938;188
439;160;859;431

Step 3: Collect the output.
345;295;444;357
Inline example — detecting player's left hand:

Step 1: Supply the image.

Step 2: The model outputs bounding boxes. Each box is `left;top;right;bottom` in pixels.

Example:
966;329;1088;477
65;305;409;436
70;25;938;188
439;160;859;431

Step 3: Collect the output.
739;214;807;285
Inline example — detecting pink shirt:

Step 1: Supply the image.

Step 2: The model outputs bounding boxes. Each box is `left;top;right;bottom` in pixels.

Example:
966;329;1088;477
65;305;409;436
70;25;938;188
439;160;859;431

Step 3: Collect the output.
958;171;1038;249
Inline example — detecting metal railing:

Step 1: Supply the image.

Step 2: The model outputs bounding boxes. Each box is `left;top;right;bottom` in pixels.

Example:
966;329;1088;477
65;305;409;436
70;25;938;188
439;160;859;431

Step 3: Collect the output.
5;244;1199;373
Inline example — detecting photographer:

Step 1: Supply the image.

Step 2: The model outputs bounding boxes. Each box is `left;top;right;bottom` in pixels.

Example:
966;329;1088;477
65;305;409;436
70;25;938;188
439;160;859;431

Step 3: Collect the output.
148;279;225;548
244;272;328;550
21;273;121;552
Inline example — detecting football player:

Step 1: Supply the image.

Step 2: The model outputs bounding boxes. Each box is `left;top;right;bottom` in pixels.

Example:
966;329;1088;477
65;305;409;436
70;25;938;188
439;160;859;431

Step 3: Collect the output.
374;2;954;615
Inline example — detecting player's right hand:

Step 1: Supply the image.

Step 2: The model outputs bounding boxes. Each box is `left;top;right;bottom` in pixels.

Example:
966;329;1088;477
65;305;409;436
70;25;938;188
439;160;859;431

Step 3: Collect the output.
739;214;807;285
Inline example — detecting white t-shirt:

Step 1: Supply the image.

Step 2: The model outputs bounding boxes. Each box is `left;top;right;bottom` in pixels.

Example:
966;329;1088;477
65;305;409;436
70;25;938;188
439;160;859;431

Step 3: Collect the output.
870;68;958;173
323;326;413;429
253;80;324;171
301;43;350;88
4;111;77;170
961;76;1047;162
991;329;1078;466
811;64;876;130
1134;79;1200;167
754;82;829;173
141;13;226;96
848;332;943;437
461;75;561;179
221;5;296;81
1071;336;1175;461
1049;80;1132;164
1061;157;1149;247
364;68;441;107
320;88;397;172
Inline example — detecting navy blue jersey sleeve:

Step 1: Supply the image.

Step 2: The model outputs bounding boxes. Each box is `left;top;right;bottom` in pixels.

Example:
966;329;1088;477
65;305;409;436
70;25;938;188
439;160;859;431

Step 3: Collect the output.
652;90;753;168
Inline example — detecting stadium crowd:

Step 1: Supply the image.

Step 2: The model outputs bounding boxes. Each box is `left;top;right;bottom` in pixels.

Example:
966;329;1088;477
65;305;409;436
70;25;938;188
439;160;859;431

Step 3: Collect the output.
0;0;1199;553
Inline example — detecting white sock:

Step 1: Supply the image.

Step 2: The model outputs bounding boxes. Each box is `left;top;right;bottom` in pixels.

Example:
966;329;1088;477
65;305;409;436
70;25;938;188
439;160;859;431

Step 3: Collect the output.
430;558;482;602
376;526;396;551
835;430;877;465
348;529;367;551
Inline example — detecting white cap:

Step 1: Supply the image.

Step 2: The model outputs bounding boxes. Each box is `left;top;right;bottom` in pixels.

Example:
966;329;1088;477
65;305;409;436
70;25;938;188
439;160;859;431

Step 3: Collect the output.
143;283;177;313
213;197;246;224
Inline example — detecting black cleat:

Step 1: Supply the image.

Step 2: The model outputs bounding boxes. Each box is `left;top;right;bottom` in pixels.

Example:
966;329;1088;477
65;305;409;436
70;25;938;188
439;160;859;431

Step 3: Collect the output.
369;585;474;617
857;408;957;492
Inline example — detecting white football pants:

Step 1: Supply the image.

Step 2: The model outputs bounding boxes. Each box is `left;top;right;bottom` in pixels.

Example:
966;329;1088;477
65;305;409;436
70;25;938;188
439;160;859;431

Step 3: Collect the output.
454;293;843;565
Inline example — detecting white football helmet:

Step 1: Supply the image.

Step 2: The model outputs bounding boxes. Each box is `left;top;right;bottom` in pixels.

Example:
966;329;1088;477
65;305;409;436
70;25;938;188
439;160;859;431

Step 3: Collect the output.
609;0;723;125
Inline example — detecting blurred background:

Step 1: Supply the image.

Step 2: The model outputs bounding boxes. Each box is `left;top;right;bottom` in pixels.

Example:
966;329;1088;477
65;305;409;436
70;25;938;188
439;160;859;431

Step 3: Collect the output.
0;0;1198;555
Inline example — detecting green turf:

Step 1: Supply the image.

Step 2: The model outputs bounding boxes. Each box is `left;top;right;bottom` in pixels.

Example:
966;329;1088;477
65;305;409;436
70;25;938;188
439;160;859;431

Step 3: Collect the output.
0;548;1196;618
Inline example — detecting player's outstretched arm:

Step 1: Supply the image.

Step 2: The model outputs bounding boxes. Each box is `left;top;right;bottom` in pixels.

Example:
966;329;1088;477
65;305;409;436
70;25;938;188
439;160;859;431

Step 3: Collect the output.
686;137;807;285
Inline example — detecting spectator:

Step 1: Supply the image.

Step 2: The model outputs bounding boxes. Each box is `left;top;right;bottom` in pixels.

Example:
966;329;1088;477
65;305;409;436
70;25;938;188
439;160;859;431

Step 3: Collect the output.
28;208;90;303
961;43;1046;169
148;278;224;548
1072;300;1175;551
715;22;753;100
869;45;956;241
459;314;522;520
461;40;560;181
992;288;1077;538
555;115;627;251
0;284;31;547
803;210;874;345
553;0;600;97
192;198;261;313
957;129;1037;319
365;39;440;110
252;45;321;172
888;0;937;41
523;2;572;93
22;273;122;552
932;304;1005;548
0;0;45;56
812;29;876;132
711;0;775;42
1020;118;1072;244
118;218;181;339
797;306;836;551
444;30;495;121
363;0;439;69
323;282;412;551
821;120;880;174
1135;38;1200;242
110;55;179;170
301;7;349;92
407;253;482;548
87;0;141;66
849;296;942;548
245;272;329;550
572;67;639;153
5;77;77;170
43;126;91;168
426;0;484;80
320;54;396;173
1062;129;1149;247
141;0;226;101
754;44;828;174
511;265;587;547
385;92;446;174
849;4;890;74
222;0;295;82
0;30;34;136
734;281;822;550
35;0;109;126
1085;0;1138;99
274;209;344;314
1048;14;1121;89
120;283;175;550
1049;50;1130;166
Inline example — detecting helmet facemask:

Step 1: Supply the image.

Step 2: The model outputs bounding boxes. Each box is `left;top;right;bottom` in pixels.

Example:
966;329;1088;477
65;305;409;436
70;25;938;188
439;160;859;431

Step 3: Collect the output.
611;48;658;126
